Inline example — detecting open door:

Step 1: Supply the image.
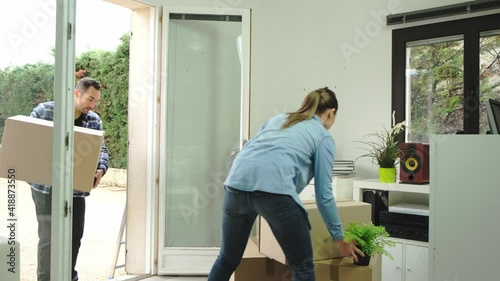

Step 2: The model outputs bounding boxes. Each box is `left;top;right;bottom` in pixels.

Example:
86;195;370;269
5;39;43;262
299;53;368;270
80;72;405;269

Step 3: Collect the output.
157;6;251;275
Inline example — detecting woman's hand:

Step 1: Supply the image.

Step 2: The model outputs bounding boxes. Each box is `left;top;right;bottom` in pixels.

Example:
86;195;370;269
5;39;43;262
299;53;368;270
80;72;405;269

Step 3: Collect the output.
335;240;364;263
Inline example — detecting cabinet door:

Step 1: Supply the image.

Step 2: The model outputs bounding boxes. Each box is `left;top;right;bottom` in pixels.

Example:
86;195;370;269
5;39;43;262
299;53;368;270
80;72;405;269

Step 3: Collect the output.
382;242;403;281
405;244;428;281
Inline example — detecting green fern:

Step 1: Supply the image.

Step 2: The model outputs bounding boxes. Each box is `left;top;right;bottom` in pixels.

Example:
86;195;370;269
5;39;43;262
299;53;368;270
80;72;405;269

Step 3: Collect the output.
343;222;396;259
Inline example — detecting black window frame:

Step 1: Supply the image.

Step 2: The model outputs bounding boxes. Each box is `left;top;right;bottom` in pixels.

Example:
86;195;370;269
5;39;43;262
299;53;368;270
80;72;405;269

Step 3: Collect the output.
391;13;500;137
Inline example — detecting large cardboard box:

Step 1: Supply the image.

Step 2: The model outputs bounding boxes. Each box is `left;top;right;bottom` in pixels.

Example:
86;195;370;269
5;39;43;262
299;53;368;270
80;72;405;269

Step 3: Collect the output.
230;237;290;281
0;115;104;192
315;255;381;281
259;200;371;264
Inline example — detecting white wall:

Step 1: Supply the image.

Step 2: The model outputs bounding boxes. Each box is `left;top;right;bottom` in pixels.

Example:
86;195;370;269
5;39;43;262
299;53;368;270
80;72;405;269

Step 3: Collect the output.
127;6;151;274
158;0;471;177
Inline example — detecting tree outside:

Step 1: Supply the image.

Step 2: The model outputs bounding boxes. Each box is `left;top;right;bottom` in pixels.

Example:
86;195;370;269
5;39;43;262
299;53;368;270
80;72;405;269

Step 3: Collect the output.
0;34;130;169
406;35;500;142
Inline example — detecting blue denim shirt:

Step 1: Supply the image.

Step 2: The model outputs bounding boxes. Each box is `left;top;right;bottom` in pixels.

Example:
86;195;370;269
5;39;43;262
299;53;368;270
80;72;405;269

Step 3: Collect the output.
29;101;109;197
224;113;344;240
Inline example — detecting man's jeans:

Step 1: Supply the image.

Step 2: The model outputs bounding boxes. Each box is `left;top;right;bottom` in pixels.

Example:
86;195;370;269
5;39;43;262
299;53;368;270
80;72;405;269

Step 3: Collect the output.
31;189;86;281
208;186;315;281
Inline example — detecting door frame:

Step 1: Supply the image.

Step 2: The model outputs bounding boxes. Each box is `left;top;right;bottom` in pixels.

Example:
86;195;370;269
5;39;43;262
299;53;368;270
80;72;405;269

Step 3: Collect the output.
52;1;76;280
157;6;251;275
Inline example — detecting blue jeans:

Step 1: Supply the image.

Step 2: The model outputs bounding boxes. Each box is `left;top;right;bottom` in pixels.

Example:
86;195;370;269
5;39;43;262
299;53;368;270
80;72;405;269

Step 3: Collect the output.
208;186;315;281
31;189;85;281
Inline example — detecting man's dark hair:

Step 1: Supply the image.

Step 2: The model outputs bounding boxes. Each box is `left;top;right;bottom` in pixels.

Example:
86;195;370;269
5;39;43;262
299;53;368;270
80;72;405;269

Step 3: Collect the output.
76;77;101;92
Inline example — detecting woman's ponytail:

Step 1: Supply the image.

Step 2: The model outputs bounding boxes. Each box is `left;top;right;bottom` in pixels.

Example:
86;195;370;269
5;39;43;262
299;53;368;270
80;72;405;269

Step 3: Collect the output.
282;87;338;129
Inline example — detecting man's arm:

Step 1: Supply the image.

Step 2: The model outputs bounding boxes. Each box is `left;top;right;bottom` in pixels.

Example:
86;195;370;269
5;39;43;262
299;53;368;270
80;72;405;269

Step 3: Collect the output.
30;103;44;119
97;140;109;174
92;117;109;188
93;142;108;188
95;118;109;174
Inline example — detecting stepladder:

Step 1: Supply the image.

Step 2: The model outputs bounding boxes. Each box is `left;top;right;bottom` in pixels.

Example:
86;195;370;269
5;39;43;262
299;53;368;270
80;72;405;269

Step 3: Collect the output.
109;203;126;279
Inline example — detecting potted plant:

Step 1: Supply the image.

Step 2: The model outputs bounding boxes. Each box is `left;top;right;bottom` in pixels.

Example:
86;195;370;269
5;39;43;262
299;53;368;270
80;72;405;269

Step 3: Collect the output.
343;222;396;266
358;118;406;183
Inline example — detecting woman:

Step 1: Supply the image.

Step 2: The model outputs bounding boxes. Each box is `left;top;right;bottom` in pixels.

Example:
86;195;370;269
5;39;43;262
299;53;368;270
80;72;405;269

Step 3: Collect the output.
208;87;363;281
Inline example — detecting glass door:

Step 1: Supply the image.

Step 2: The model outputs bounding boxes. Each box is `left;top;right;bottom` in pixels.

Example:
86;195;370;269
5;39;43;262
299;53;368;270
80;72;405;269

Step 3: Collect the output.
158;7;250;275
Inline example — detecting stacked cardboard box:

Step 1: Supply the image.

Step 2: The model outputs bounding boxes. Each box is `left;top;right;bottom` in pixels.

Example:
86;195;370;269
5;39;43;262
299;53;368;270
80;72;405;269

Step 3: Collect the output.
259;200;372;263
232;200;381;281
230;237;290;281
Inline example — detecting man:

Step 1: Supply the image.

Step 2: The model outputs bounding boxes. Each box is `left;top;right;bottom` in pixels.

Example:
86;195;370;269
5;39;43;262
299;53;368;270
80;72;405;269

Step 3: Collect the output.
30;77;109;281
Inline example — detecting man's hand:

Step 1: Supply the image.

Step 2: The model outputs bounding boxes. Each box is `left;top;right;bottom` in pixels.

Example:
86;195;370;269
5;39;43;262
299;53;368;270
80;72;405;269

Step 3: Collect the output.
93;169;105;188
335;240;364;263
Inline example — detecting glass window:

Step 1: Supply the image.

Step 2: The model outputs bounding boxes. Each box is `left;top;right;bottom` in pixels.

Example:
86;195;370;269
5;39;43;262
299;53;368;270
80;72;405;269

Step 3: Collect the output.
406;36;464;142
479;31;500;134
392;13;500;140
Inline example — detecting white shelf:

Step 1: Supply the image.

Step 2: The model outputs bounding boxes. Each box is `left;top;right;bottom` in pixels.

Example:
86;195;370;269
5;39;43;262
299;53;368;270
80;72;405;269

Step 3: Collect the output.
353;178;430;281
353;179;429;194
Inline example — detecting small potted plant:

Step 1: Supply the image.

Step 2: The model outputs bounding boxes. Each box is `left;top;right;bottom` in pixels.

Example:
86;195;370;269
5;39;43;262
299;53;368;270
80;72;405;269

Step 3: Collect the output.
358;117;406;183
343;222;396;266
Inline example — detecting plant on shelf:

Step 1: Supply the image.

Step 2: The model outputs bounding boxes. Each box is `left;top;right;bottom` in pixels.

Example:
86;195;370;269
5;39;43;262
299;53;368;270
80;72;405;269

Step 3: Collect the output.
357;114;406;183
343;222;396;266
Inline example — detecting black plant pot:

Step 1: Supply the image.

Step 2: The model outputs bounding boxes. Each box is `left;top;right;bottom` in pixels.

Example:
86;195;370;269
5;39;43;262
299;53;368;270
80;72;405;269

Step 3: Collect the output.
354;251;371;266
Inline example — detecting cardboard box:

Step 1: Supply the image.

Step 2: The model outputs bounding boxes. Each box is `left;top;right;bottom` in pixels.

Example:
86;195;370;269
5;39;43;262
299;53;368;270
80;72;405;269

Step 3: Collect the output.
315;255;381;281
0;115;104;192
230;237;290;281
259;200;372;264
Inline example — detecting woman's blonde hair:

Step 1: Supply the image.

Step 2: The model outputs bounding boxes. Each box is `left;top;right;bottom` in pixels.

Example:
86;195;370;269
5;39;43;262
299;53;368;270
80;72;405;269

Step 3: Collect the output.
282;87;338;129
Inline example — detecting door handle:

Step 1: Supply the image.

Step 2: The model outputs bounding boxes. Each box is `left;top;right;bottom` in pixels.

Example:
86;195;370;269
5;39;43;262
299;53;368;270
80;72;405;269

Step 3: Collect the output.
231;140;248;156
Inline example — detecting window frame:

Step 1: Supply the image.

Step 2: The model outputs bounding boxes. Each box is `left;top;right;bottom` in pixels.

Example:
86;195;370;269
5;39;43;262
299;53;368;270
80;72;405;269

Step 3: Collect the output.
391;13;500;137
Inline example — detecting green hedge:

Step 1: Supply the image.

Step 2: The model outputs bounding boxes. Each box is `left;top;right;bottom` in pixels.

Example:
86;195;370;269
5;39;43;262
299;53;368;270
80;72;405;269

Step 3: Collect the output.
0;34;130;169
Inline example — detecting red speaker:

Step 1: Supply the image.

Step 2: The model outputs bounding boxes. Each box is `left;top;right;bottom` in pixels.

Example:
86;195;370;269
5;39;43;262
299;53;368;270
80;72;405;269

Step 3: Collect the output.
399;143;429;184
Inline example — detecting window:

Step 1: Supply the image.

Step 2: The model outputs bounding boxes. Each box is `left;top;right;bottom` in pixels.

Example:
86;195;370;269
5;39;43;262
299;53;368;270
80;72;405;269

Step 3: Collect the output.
392;14;500;142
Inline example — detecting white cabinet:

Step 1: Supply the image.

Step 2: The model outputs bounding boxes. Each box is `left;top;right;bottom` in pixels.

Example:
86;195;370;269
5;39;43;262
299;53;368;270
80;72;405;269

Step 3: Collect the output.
382;240;428;281
353;180;429;281
405;244;428;281
429;135;500;281
382;241;403;281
